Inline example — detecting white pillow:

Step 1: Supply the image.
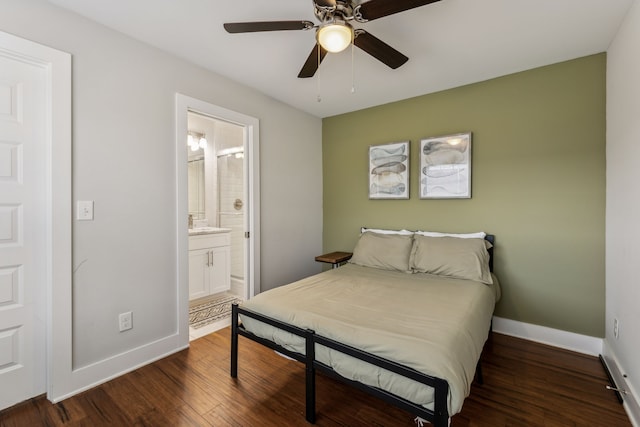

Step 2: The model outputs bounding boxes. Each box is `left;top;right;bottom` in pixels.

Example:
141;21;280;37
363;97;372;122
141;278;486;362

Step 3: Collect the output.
361;227;414;236
415;230;486;239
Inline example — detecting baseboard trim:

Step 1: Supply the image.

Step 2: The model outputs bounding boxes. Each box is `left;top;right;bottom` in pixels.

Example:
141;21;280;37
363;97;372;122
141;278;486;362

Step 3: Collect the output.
492;316;603;356
602;344;640;427
49;333;188;403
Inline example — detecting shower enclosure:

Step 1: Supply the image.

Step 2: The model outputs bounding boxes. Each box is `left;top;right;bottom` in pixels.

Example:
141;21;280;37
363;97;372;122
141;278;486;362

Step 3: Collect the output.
217;150;245;295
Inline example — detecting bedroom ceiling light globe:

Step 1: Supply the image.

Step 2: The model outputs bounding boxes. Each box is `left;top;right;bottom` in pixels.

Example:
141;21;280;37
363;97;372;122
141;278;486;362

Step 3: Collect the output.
317;22;352;53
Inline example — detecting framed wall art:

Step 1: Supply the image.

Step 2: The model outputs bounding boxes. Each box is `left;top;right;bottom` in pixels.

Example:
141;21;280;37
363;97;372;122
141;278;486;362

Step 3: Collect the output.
419;132;471;199
368;141;410;199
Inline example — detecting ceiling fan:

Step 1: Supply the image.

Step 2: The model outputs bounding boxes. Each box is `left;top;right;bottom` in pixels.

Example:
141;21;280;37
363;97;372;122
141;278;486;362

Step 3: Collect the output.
223;0;442;78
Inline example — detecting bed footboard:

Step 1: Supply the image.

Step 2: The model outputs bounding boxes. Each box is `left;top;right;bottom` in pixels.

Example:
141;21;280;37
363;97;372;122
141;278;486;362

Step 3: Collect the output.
231;303;450;426
231;303;317;422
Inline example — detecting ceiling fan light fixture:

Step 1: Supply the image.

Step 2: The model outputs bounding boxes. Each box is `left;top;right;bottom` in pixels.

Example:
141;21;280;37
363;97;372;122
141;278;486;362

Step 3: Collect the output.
317;22;353;53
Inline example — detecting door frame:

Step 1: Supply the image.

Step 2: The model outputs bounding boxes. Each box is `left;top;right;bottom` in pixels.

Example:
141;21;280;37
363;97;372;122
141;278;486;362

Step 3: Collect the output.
176;94;260;338
0;31;72;404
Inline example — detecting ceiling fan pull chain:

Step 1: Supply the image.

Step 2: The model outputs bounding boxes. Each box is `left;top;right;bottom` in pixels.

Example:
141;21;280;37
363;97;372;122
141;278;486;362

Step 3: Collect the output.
317;45;322;102
351;33;356;94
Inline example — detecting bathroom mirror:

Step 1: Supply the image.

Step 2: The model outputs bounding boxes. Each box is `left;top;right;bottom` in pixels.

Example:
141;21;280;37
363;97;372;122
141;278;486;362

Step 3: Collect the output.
187;154;205;220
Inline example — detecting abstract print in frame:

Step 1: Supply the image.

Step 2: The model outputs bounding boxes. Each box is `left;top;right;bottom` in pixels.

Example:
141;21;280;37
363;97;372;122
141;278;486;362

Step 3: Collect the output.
420;132;471;199
369;141;410;199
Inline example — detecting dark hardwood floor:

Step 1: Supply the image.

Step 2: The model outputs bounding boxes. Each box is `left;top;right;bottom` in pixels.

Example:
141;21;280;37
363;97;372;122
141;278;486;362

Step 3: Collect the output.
0;329;631;426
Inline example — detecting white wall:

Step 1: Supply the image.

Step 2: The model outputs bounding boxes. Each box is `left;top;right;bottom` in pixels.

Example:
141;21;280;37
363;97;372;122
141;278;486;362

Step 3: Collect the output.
606;0;640;423
0;0;322;380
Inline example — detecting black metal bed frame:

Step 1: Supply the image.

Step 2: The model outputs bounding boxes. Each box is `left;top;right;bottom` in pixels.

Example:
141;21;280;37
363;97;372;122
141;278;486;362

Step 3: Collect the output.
231;304;450;426
230;234;494;426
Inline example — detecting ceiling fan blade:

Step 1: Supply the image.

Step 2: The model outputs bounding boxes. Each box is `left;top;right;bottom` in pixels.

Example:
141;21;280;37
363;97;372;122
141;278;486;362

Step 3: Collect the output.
298;44;328;78
357;0;441;21
224;20;314;33
353;30;408;69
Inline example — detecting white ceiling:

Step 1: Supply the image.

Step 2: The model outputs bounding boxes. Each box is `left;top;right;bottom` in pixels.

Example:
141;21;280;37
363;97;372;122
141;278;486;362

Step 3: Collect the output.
48;0;633;118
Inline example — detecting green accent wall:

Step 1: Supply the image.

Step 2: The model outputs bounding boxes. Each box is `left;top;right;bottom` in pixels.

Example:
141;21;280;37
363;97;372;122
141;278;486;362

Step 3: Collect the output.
322;54;606;337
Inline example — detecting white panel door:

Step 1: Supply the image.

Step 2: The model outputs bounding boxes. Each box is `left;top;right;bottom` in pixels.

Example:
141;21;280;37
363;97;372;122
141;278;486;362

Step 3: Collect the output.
0;46;47;410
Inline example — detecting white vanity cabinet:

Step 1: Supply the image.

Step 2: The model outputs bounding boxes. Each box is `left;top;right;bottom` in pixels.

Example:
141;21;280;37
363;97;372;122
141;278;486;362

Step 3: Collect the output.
188;231;231;300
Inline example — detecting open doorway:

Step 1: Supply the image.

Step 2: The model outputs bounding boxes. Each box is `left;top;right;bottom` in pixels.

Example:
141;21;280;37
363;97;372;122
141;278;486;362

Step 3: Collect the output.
187;113;245;339
175;94;260;343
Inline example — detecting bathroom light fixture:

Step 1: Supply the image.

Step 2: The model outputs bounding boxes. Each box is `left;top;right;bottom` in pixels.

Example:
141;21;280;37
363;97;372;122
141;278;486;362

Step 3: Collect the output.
317;21;353;53
188;131;207;151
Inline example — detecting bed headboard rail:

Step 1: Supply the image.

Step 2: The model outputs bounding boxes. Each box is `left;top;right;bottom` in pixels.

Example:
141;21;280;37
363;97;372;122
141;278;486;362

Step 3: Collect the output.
485;234;495;272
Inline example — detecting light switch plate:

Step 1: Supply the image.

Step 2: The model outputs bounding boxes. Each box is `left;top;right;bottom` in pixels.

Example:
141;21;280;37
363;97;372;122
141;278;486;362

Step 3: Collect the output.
77;200;94;220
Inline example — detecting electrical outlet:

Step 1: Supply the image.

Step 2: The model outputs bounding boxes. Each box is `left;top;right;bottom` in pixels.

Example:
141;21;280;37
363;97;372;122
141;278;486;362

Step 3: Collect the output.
77;200;94;220
613;318;619;339
119;311;133;332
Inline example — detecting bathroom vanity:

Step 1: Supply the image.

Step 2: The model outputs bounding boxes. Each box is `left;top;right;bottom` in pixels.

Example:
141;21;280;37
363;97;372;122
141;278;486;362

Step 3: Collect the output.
188;227;231;300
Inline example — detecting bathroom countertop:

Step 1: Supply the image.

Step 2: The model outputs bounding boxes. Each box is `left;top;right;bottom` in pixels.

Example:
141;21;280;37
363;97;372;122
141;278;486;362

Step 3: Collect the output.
188;227;232;236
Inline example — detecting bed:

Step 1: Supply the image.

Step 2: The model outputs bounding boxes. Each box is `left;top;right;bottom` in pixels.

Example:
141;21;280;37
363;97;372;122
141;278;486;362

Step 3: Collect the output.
231;230;499;426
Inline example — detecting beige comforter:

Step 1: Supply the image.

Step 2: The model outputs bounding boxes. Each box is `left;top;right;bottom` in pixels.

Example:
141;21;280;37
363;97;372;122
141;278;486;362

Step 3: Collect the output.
240;264;500;415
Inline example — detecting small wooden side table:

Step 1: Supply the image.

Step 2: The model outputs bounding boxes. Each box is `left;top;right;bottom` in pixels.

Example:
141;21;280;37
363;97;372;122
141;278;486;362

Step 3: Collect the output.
315;251;353;269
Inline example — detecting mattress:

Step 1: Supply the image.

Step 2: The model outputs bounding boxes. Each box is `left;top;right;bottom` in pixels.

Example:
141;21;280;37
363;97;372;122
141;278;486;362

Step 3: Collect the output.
240;263;500;415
